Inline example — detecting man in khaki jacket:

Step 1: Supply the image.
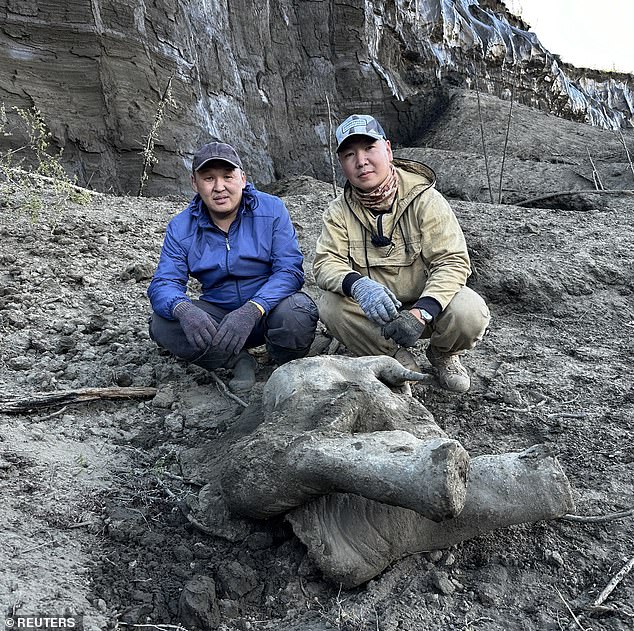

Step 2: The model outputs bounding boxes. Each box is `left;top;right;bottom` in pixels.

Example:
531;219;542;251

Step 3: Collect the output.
313;114;490;393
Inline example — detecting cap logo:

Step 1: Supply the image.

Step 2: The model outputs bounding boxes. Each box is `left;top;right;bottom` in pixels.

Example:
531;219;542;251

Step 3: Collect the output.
335;115;386;151
340;118;369;135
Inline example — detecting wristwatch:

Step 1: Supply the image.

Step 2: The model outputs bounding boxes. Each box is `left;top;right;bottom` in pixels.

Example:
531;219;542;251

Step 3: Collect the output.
414;308;433;324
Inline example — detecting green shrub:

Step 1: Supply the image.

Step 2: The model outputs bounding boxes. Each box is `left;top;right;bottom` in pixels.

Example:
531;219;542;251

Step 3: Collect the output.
0;104;91;222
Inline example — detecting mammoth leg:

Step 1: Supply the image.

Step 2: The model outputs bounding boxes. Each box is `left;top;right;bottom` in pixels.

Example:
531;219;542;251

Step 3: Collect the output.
221;426;469;522
292;432;469;522
287;445;575;588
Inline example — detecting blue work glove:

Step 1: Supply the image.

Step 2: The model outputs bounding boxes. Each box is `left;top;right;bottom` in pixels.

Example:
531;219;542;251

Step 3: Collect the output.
351;277;401;325
173;301;217;352
381;310;426;347
212;301;262;355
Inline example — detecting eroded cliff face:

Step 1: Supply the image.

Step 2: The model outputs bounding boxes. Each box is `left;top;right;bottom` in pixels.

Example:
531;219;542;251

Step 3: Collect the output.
0;0;632;196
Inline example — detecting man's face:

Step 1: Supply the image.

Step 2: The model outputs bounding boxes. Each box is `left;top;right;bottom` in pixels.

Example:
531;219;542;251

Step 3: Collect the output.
191;161;246;220
337;137;393;192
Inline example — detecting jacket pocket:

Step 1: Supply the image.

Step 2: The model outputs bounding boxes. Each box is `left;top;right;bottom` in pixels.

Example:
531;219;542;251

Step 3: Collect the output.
349;237;422;273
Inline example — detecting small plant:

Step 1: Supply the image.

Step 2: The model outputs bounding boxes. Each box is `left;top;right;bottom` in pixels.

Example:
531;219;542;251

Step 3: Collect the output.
325;93;338;199
0;104;91;221
138;75;177;196
74;453;89;468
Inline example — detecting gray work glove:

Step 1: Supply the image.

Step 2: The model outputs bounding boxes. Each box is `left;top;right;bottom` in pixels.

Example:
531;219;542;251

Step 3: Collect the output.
173;301;217;352
381;310;426;347
212;301;262;355
351;277;401;325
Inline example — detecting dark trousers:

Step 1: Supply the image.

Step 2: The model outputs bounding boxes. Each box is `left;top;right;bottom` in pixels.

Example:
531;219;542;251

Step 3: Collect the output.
149;292;319;370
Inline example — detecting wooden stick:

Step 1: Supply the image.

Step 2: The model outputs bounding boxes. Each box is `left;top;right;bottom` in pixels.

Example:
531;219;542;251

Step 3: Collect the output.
474;75;495;203
561;507;634;524
498;83;514;204
516;188;634;208
38;405;68;420
325;93;338;199
617;130;634;180
209;372;248;408
0;386;157;413
586;148;604;191
592;556;634;608
8;166;101;196
555;587;589;631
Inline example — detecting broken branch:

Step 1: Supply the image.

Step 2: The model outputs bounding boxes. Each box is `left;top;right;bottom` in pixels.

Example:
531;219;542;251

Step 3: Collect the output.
210;372;248;408
561;507;634;524
0;386;158;413
592;556;634;608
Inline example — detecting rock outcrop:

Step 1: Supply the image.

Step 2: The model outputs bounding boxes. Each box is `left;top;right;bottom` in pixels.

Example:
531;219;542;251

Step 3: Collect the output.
0;0;632;196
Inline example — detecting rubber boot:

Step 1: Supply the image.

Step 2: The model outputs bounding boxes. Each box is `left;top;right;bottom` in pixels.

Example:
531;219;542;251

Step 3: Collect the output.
228;351;257;395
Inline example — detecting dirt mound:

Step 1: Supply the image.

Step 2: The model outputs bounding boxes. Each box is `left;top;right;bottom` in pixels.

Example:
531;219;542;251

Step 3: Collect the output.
1;165;633;628
397;89;634;204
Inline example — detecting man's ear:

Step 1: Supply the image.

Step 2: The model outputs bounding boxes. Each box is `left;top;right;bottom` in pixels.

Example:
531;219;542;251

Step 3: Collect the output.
240;170;247;188
385;139;393;161
191;173;198;192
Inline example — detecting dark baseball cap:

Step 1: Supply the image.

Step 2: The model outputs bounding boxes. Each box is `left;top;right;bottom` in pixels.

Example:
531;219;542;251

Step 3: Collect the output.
335;114;386;152
192;142;243;172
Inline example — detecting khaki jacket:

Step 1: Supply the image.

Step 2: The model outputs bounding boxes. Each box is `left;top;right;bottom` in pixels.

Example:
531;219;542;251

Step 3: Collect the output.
313;159;471;309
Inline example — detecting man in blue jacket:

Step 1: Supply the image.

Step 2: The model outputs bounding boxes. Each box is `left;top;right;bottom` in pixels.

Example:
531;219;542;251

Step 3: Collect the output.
148;141;318;394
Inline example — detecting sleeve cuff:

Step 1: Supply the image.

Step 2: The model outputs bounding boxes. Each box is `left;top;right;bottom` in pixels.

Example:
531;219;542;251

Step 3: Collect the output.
170;298;192;320
342;272;363;296
413;297;442;321
248;300;266;316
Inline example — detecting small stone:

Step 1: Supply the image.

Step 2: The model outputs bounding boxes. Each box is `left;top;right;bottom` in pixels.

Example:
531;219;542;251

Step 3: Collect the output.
443;552;456;566
545;549;565;568
192;542;214;559
451;578;464;591
216;560;259;599
428;550;443;562
179;575;220;630
164;413;184;434
218;598;239;618
476;584;498;606
115;372;133;387
173;544;194;562
152;385;177;409
7;355;32;370
430;570;455;595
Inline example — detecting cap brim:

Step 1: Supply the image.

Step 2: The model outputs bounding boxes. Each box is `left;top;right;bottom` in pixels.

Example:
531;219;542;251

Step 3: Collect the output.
195;157;242;171
336;131;384;152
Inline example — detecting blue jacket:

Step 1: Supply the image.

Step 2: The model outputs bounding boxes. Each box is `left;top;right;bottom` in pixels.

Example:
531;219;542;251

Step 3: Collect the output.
148;184;305;319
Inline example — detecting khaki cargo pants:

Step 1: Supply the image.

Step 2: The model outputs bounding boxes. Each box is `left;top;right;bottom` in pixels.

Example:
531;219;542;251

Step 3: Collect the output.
319;286;490;357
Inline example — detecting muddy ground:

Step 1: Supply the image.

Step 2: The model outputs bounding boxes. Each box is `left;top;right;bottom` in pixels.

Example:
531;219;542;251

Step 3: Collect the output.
1;99;633;630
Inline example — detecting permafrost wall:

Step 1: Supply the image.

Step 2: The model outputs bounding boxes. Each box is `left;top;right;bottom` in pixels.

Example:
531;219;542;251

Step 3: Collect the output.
0;0;631;195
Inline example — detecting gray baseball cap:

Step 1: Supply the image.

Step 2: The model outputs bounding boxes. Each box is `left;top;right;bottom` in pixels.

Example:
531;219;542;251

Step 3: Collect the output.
192;142;243;172
335;114;386;152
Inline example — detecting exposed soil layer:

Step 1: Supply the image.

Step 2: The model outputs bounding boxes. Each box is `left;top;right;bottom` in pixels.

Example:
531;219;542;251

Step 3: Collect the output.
1;139;633;629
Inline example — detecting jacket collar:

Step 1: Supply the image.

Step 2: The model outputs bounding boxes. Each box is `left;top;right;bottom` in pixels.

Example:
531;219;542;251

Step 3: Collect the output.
189;182;257;229
343;159;437;228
